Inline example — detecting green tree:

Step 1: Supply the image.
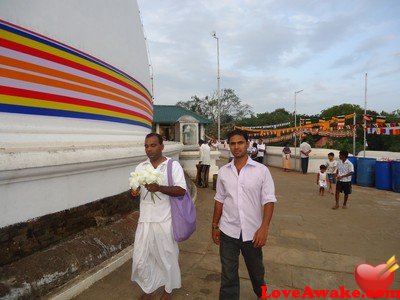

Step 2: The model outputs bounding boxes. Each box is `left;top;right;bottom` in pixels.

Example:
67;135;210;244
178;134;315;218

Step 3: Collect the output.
176;89;253;138
320;104;364;119
239;108;292;127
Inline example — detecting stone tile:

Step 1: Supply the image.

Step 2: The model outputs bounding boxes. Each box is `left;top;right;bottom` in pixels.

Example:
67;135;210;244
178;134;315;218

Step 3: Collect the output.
273;236;321;251
291;266;342;289
273;214;303;223
179;251;205;274
265;262;292;287
195;253;221;273
175;267;221;299
264;246;361;273
341;272;360;290
280;229;317;240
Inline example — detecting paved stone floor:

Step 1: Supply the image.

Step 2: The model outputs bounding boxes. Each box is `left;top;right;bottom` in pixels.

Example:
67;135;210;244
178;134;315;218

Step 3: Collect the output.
73;160;400;299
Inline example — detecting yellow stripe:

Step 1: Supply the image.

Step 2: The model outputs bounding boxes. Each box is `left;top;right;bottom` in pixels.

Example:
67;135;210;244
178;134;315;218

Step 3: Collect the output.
388;264;399;273
1;29;151;101
386;255;396;266
0;94;151;126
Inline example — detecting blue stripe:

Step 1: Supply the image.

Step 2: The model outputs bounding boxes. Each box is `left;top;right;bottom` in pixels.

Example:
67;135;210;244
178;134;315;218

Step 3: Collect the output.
0;20;151;97
0;104;152;129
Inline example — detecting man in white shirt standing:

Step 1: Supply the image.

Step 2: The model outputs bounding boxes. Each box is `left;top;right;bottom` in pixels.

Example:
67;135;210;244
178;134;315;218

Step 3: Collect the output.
299;139;312;174
333;150;354;210
256;138;266;164
212;130;277;299
130;133;187;300
199;139;211;188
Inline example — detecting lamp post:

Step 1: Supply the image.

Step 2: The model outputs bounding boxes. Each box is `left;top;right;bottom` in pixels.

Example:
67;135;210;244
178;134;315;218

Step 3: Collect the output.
363;73;367;157
211;31;221;142
294;89;303;171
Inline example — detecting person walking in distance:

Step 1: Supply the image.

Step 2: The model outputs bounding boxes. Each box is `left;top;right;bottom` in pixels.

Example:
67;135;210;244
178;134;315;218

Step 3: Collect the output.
282;143;291;171
300;138;312;174
256;138;266;164
212;129;277;299
198;139;211;188
325;152;338;194
317;165;328;196
332;150;354;210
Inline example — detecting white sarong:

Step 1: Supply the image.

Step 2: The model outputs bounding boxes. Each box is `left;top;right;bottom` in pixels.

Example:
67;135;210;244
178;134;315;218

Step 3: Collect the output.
131;219;181;293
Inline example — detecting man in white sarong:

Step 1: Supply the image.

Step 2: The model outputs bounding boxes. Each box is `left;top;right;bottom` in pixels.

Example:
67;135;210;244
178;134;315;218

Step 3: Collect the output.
131;133;187;300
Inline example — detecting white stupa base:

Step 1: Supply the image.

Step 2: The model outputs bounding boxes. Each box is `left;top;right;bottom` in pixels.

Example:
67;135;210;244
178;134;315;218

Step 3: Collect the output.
0;142;183;228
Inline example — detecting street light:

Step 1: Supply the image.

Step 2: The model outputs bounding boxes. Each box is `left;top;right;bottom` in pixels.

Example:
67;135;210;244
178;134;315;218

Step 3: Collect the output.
211;30;221;142
294;89;303;171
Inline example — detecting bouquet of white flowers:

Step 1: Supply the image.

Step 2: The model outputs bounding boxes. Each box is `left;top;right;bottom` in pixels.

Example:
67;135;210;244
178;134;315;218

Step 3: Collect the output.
129;165;164;203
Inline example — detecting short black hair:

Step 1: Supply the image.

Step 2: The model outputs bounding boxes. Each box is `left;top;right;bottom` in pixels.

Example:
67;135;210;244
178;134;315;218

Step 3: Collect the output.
145;132;163;145
199;139;204;145
339;150;349;158
328;152;334;156
320;164;327;170
227;129;248;143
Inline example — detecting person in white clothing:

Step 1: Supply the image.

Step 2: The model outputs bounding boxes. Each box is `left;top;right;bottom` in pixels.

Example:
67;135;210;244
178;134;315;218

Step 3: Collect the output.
130;133;187;300
256;138;266;164
332;150;354;210
316;165;328;196
300;139;312;174
199;139;211;188
325;152;338;194
212;129;276;299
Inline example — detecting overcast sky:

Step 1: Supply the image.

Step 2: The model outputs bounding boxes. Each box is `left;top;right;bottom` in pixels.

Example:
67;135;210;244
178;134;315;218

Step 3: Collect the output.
137;0;400;116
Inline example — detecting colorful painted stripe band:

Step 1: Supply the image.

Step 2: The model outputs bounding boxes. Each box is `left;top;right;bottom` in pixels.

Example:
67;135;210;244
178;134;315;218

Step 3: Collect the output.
0;19;153;128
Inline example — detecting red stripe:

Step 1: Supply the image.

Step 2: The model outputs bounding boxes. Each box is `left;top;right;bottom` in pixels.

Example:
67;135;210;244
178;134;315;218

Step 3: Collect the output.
0;38;152;106
0;85;152;123
1;19;134;81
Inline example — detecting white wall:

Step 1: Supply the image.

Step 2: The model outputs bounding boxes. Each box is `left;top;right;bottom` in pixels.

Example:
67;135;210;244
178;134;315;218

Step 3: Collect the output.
0;0;159;227
265;146;343;173
0;142;183;228
357;151;400;160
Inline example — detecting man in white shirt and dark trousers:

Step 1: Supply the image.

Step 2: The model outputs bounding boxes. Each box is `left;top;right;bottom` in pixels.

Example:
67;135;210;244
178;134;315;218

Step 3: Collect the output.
212;130;277;299
300;139;312;174
256;138;266;164
199;139;211;188
333;150;354;210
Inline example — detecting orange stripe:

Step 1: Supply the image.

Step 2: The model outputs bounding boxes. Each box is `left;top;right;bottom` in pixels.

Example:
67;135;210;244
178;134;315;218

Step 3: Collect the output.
0;67;152;115
0;55;152;111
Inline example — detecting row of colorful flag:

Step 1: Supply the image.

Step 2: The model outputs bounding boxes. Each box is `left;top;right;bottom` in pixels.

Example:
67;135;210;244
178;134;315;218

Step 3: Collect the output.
237;113;399;137
250;129;355;143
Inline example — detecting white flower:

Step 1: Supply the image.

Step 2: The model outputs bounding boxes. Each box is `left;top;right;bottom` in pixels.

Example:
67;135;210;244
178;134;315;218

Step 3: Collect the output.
128;166;164;203
129;172;140;190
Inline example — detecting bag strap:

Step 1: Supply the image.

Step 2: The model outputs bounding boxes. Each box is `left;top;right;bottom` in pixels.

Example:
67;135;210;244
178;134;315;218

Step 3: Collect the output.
167;158;174;187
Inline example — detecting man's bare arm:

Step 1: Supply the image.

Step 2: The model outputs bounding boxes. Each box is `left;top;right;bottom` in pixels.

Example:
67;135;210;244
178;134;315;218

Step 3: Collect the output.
211;201;223;245
145;183;186;197
253;202;274;248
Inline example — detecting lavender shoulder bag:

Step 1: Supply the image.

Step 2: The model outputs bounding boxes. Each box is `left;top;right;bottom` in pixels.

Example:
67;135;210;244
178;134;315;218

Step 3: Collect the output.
167;159;196;242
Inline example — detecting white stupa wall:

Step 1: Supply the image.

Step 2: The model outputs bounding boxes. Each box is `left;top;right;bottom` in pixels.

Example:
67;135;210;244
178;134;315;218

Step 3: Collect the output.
0;0;152;146
0;1;183;228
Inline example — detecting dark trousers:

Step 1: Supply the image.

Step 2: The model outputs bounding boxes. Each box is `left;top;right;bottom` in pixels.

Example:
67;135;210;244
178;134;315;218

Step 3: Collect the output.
200;164;210;187
301;157;309;174
219;231;265;299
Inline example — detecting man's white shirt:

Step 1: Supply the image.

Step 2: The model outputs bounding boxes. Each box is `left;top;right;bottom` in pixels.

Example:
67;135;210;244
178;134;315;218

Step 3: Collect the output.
199;143;211;165
135;158;186;223
337;159;354;182
215;157;277;242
